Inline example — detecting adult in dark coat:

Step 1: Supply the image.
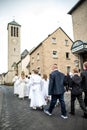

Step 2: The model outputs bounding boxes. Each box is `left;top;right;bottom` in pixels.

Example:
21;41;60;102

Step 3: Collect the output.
81;61;87;118
44;64;68;119
69;68;87;116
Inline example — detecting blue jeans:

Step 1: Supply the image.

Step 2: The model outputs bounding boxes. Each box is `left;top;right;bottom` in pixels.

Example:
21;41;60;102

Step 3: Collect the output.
48;94;67;116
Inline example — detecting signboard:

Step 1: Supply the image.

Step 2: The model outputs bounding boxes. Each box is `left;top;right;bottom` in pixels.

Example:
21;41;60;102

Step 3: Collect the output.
71;40;87;53
72;45;83;53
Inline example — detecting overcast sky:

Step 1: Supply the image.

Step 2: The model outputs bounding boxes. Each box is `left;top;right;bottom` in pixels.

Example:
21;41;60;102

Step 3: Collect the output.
0;0;79;73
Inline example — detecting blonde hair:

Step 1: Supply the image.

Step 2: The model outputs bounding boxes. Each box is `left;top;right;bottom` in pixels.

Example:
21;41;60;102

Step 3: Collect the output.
21;71;25;76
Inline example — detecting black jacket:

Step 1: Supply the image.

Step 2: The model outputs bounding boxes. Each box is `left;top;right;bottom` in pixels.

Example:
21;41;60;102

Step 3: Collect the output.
81;70;87;92
69;74;82;95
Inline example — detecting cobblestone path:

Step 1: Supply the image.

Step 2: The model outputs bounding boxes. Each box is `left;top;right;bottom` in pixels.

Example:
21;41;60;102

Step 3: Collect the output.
0;85;87;130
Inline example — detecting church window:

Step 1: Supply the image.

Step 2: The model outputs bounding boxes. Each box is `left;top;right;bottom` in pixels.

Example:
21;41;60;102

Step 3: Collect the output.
11;26;13;36
17;27;18;37
14;27;16;37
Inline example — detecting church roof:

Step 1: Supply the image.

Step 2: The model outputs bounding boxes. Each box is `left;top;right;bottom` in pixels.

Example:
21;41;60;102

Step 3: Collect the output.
8;20;21;27
21;49;29;60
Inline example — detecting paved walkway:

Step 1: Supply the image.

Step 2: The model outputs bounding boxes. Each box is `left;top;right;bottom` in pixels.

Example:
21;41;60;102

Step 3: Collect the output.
0;86;3;117
0;85;87;130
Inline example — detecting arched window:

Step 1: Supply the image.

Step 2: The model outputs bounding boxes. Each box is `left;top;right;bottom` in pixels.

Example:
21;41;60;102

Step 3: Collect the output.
17;27;18;37
14;27;16;37
11;26;13;36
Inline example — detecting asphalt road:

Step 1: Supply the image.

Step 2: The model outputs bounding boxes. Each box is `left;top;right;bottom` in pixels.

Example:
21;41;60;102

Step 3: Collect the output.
0;85;87;130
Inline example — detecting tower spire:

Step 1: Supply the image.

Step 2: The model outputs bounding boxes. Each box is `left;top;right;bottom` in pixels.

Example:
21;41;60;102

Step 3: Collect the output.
13;16;15;21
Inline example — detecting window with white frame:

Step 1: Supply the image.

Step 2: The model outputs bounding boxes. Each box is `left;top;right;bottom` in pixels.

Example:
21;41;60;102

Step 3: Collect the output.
65;40;68;46
52;37;56;44
52;51;58;58
67;66;70;73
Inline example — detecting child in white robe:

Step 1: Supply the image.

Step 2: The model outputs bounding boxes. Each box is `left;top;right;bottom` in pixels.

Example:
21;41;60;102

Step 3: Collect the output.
29;69;46;109
18;71;28;99
24;75;30;97
13;74;19;95
41;74;50;102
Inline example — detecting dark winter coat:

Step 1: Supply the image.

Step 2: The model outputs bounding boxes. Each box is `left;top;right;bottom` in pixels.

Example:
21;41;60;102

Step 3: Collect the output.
48;70;67;95
69;74;82;95
81;70;87;92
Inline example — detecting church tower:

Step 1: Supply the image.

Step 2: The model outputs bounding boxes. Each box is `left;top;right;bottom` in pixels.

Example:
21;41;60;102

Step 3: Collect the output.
6;20;21;83
7;20;21;73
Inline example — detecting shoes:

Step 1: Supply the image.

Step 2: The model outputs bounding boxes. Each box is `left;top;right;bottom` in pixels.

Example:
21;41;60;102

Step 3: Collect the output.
82;115;87;119
32;107;37;110
44;109;52;116
69;112;75;115
61;115;68;119
38;106;44;111
84;109;87;114
20;97;24;100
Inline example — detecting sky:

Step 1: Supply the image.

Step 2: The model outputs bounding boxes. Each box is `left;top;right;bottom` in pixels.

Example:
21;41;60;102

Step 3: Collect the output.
0;0;79;73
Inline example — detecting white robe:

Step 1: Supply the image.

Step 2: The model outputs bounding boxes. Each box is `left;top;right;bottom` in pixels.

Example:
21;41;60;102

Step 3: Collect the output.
29;74;46;107
12;76;19;95
41;79;49;99
24;78;30;97
18;77;28;98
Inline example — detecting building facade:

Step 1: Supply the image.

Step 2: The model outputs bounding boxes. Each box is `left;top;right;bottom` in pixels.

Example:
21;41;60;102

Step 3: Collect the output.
68;0;87;70
29;27;76;77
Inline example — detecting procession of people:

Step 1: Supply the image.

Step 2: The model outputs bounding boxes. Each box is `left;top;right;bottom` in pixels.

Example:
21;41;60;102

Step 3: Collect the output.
13;70;49;109
13;62;87;119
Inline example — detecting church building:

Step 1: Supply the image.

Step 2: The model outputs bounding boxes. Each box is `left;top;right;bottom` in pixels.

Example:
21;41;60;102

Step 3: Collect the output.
5;20;21;84
68;0;87;70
